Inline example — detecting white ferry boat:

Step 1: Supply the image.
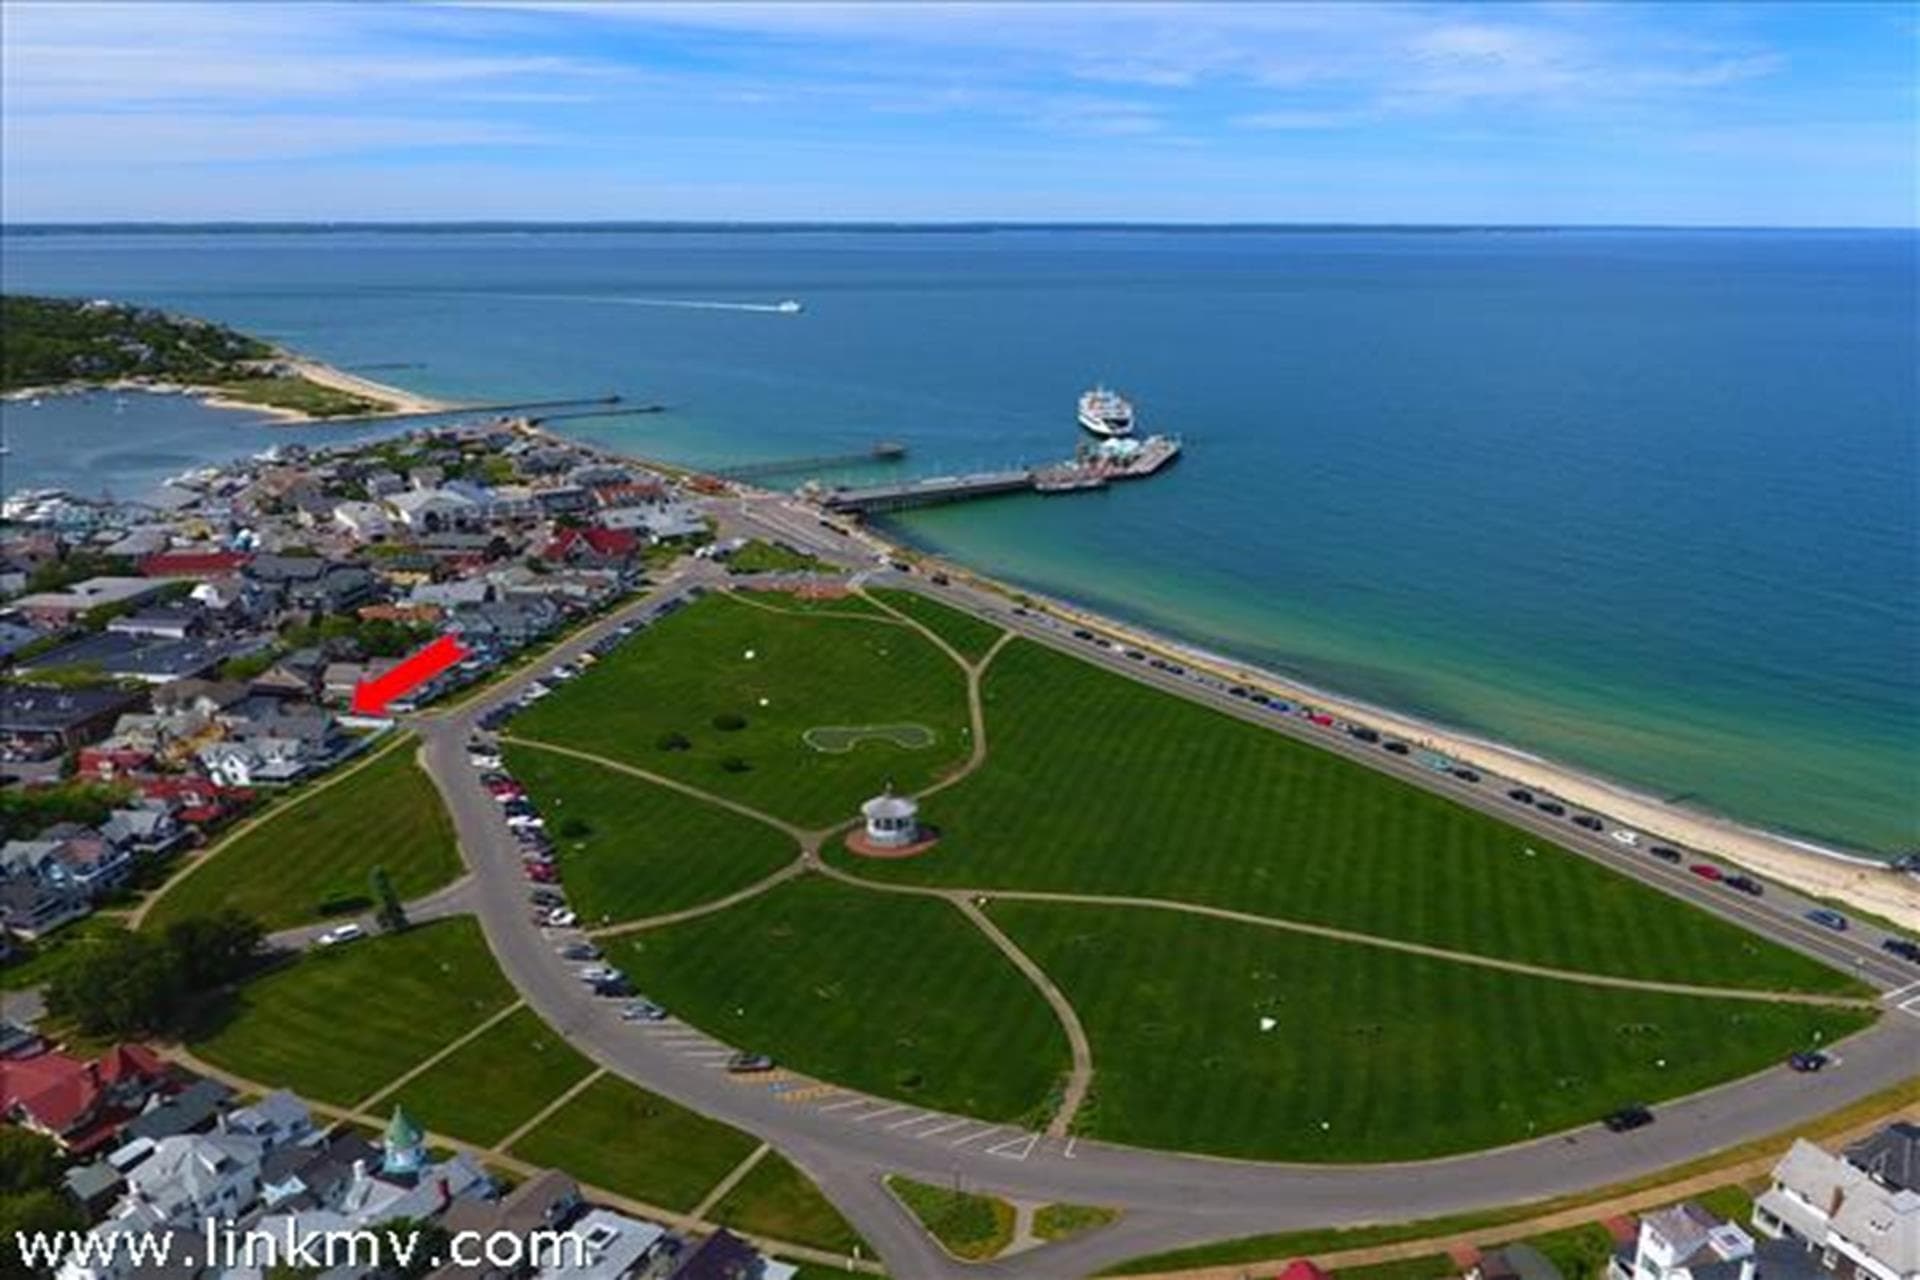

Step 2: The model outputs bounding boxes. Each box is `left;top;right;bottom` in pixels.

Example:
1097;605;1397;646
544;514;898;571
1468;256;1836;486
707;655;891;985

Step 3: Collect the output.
775;299;803;314
1077;386;1135;438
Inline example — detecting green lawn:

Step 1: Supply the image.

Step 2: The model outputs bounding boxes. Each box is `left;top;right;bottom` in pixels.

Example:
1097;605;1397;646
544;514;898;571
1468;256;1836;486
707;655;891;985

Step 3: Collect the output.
611;875;1069;1122
509;594;971;827
711;1152;869;1256
834;640;1863;995
1336;1256;1457;1280
727;539;831;575
885;1176;1014;1262
189;919;516;1107
736;588;888;617
1517;1224;1618;1280
147;741;463;932
0;918;126;991
502;745;797;926
393;1006;594;1147
991;901;1874;1162
868;589;1004;662
210;374;384;417
509;1074;757;1212
1033;1203;1121;1242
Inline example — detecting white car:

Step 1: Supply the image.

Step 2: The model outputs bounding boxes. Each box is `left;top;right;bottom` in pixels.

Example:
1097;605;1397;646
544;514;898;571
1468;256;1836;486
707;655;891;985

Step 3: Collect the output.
546;908;579;928
317;923;364;947
469;754;502;769
506;814;546;829
576;963;619;983
1610;829;1641;847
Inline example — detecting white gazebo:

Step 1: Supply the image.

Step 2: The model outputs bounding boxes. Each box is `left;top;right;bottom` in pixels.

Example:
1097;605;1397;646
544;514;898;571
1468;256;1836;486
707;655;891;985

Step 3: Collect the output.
860;785;920;850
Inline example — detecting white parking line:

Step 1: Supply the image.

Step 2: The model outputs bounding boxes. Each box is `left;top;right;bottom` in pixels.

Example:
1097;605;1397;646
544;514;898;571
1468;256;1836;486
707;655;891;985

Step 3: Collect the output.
681;1047;732;1059
853;1104;908;1123
1881;979;1920;1004
887;1111;935;1130
1063;1137;1078;1160
987;1133;1039;1161
949;1126;1002;1148
818;1098;869;1113
910;1118;972;1139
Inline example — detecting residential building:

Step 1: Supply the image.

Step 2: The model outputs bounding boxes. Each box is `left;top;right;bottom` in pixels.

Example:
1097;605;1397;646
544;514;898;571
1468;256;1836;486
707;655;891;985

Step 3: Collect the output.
669;1229;796;1280
535;1207;669;1280
12;576;171;625
1;684;146;752
1755;1125;1920;1280
0;1043;172;1153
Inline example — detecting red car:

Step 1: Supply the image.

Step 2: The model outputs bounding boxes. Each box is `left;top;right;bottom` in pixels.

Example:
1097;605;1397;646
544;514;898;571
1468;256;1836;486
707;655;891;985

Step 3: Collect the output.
524;861;559;884
1689;863;1723;882
1309;714;1335;727
487;781;526;799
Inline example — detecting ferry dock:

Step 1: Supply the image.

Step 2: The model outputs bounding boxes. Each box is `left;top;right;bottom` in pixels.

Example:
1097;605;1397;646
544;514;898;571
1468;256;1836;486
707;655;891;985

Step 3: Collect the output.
716;441;908;481
814;434;1179;515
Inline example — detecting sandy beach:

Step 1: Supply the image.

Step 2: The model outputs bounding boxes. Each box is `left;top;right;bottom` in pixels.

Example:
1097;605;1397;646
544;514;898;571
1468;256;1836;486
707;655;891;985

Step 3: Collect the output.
3;358;450;425
281;356;449;416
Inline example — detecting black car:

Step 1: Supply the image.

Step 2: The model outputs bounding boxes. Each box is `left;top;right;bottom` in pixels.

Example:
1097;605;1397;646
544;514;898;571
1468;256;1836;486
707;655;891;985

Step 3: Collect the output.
1349;727;1381;744
1881;938;1920;963
1383;742;1411;756
1536;800;1566;817
1450;768;1482;783
1072;629;1095;641
1725;874;1764;897
930;572;950;585
727;1053;775;1074
591;976;633;998
1788;1051;1828;1073
1229;686;1249;699
1648;845;1684;863
1571;814;1604;832
1602;1106;1654;1133
1507;788;1534;804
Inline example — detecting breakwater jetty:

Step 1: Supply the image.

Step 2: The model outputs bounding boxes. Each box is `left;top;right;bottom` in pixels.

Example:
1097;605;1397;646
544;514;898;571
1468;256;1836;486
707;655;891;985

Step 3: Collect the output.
815;434;1179;515
716;441;908;481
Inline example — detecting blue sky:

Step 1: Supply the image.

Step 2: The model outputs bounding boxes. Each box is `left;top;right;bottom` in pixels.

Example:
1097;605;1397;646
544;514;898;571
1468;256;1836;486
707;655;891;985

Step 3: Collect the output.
2;2;1913;225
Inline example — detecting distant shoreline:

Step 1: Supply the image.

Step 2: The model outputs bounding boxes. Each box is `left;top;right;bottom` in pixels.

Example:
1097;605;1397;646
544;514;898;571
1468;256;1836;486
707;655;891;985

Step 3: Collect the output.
0;350;450;423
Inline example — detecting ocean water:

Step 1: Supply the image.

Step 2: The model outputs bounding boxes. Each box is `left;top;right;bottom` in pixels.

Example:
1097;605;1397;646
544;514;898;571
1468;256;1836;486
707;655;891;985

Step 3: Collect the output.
2;226;1914;855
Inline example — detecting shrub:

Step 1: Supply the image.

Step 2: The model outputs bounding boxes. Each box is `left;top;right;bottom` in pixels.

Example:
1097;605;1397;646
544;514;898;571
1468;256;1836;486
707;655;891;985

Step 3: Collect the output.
316;892;373;917
558;816;592;839
719;756;752;774
711;712;747;732
656;731;691;752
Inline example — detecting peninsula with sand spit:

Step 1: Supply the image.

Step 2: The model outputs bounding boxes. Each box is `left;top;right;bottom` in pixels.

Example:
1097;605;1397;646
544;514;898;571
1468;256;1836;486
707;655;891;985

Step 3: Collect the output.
0;294;447;421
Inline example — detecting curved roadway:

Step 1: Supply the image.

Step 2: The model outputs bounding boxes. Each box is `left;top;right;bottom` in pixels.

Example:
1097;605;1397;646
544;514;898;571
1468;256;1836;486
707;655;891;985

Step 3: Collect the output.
413;559;1920;1280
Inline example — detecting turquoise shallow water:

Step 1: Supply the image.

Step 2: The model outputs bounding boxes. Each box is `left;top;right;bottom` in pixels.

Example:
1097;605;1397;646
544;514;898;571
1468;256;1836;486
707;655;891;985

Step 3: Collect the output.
1;227;1913;854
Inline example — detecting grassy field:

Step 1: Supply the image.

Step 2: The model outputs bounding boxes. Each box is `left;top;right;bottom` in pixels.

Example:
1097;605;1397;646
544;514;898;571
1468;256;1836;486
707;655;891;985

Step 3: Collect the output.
735;588;888;617
611;875;1069;1122
1336;1256;1457;1280
509;1074;758;1212
393;1006;594;1146
502;745;797;925
834;640;1862;995
1033;1203;1121;1242
147;742;463;932
885;1176;1015;1262
189;919;516;1107
210;374;384;417
509;594;971;827
1518;1224;1618;1280
868;588;1004;662
711;1152;870;1255
992;901;1874;1162
0;917;126;991
727;539;831;575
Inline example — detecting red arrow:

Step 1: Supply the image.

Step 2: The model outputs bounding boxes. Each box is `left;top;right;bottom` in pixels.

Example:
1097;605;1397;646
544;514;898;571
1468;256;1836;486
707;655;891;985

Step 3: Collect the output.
351;634;472;716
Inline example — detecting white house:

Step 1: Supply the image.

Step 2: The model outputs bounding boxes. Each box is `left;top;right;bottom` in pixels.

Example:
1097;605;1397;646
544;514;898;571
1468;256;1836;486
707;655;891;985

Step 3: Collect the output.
198;738;309;787
1611;1203;1757;1280
1754;1127;1920;1280
116;1132;266;1228
386;489;480;533
332;500;394;542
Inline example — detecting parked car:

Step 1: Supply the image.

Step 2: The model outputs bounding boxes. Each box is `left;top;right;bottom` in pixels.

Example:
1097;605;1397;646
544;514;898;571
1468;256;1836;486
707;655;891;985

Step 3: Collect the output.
1348;727;1380;744
1382;741;1411;756
1450;768;1482;783
1507;788;1534;804
1788;1051;1829;1073
557;941;600;960
1689;863;1724;882
1806;909;1849;932
1648;845;1683;863
1536;800;1566;817
620;1000;667;1023
1571;814;1604;832
1602;1105;1654;1133
726;1053;775;1074
530;889;566;908
1610;830;1641;847
468;753;502;770
525;862;559;884
1724;874;1764;897
591;976;633;998
576;964;621;984
317;923;365;947
545;908;578;928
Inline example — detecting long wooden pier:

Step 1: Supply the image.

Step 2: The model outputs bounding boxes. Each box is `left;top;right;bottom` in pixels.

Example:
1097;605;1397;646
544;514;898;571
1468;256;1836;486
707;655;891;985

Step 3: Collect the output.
714;441;907;481
818;435;1181;515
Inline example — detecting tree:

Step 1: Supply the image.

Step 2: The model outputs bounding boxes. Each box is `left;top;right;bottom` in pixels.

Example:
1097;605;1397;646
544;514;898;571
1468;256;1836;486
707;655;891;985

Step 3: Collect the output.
0;1130;62;1197
372;1217;449;1279
162;909;265;990
44;930;183;1036
0;1188;85;1246
370;865;409;934
711;712;747;731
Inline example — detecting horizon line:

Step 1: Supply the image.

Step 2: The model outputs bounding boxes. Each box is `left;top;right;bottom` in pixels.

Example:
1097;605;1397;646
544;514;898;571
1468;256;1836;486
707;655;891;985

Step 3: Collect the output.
1;219;1912;234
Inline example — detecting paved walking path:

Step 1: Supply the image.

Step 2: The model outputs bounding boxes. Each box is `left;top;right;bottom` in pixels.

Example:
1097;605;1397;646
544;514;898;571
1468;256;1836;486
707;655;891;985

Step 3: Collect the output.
354;997;527;1113
693;1142;772;1218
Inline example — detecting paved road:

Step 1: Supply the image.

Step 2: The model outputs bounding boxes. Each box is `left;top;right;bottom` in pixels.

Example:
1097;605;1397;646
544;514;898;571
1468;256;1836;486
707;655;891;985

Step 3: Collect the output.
407;554;1920;1280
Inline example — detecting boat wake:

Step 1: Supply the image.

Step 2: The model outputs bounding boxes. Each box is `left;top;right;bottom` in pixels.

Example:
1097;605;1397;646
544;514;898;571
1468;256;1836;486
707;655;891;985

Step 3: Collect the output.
486;291;801;314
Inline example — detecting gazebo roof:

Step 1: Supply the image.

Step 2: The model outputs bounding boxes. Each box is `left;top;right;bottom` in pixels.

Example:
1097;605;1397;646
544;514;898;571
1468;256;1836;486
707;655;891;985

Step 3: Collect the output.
862;790;917;820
